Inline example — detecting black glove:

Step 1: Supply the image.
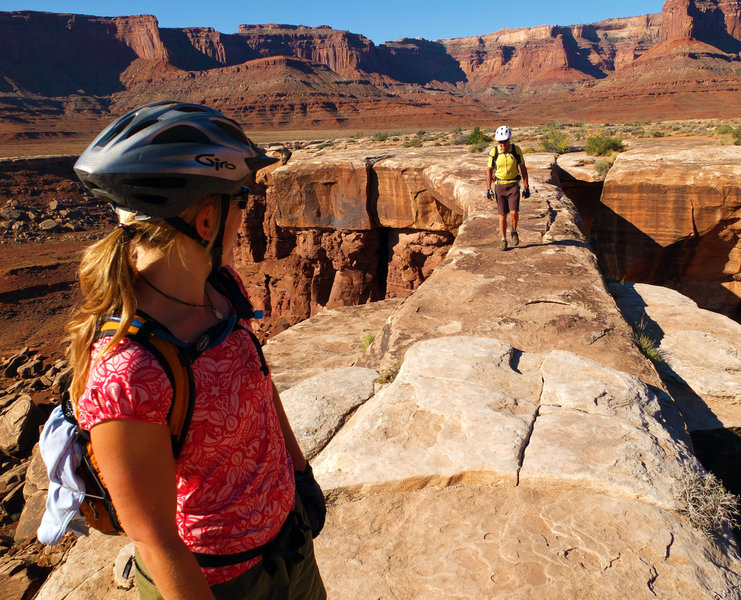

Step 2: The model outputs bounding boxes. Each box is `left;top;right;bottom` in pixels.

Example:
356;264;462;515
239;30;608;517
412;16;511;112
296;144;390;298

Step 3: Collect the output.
486;188;494;200
295;463;326;538
522;188;530;199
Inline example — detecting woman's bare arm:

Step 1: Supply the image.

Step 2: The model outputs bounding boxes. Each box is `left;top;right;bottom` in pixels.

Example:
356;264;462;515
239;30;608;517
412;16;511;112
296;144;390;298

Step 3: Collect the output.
271;381;307;472
91;420;215;600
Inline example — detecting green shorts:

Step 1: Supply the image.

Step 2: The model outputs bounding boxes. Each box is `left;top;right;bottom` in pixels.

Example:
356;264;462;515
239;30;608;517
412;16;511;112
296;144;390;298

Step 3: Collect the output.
135;496;326;600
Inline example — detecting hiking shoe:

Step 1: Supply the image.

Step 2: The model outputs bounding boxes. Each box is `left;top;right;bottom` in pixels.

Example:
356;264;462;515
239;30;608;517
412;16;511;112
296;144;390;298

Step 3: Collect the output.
511;231;519;246
499;238;507;251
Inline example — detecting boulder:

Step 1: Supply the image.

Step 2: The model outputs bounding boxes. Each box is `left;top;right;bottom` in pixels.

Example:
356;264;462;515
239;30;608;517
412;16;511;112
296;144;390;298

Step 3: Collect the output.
0;460;27;498
35;530;136;600
0;397;40;457
0;558;40;600
280;367;378;460
22;443;48;500
14;491;47;543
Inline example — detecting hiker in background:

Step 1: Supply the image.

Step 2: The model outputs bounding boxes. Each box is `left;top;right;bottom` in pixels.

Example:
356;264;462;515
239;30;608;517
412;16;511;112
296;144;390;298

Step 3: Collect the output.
486;125;530;251
66;102;326;600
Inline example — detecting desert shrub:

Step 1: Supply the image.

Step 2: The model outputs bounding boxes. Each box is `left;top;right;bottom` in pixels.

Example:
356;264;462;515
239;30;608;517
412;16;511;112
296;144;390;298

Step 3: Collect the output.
416;130;426;137
539;123;569;154
594;159;612;179
469;141;489;153
452;135;469;145
585;134;625;156
467;126;492;145
715;124;733;135
675;467;739;535
404;138;423;147
733;126;741;145
373;132;389;142
453;126;463;134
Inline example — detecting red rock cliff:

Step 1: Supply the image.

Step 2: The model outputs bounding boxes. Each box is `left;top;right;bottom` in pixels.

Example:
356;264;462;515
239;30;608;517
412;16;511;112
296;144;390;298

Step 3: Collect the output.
237;24;377;77
661;0;741;50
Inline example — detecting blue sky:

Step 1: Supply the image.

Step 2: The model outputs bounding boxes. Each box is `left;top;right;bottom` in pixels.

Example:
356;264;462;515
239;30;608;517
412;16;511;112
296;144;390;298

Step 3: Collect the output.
2;1;665;44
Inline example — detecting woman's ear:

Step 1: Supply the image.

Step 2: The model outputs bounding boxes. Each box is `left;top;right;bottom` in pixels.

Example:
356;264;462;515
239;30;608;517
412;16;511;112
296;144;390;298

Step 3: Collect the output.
194;204;215;241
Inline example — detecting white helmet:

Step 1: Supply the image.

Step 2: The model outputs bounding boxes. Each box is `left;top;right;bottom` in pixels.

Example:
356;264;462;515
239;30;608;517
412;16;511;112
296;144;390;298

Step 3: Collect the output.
495;126;511;142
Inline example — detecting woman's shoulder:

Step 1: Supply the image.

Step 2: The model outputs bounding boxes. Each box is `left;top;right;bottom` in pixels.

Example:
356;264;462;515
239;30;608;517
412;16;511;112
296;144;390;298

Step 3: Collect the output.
78;337;173;429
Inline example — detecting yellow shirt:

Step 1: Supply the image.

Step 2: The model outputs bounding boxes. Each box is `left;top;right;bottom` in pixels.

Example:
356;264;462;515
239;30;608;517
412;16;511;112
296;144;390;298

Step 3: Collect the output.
487;144;524;184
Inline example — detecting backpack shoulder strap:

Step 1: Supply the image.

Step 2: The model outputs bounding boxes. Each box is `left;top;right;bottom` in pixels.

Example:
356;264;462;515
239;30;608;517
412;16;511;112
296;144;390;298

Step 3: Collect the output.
208;268;269;376
97;315;195;458
510;144;521;164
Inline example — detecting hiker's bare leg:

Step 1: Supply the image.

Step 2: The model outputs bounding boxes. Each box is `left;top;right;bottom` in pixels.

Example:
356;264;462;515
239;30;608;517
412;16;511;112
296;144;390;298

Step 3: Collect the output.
499;214;508;239
511;210;519;232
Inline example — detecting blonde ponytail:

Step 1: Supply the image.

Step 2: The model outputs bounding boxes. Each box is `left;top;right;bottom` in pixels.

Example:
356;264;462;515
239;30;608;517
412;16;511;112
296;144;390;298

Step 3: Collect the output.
66;195;223;402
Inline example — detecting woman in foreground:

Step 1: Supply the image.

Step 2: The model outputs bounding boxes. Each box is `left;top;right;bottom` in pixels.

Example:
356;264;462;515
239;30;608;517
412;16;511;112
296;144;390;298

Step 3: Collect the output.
67;101;326;600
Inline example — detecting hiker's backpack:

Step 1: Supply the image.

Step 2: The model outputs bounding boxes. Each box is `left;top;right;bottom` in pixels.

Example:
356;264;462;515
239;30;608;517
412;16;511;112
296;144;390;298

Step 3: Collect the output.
491;144;522;165
62;267;268;535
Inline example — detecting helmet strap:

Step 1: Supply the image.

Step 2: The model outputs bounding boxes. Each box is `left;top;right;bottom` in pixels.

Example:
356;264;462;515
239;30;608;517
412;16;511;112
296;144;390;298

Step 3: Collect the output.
165;217;209;248
164;194;230;275
208;195;230;275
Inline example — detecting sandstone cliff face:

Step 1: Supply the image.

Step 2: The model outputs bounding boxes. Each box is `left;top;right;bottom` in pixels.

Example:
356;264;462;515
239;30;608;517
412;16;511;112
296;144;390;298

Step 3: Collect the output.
237;24;377;78
0;11;167;96
441;16;663;90
232;150;460;339
662;0;741;50
591;143;741;319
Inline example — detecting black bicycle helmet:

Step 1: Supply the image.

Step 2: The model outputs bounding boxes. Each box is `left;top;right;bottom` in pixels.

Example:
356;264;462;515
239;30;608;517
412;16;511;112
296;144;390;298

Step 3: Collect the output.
74;100;277;219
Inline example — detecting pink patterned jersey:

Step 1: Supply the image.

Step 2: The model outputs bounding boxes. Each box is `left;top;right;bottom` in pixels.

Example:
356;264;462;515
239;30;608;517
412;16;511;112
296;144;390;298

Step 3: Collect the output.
77;288;294;585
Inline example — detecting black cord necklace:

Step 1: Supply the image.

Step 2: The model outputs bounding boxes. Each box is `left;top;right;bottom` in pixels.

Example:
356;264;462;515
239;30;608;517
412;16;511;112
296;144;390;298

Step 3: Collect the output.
138;273;223;319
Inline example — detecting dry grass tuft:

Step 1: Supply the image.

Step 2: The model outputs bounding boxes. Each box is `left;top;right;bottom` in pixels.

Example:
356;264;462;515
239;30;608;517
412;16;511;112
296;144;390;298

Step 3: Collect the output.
675;467;740;535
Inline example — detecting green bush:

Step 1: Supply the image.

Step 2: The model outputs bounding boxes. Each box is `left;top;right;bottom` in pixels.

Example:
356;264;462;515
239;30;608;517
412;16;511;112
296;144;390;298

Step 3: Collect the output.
594;159;612;179
469;141;489;153
453;126;463;134
467;126;492;145
373;132;389;142
404;138;423;147
715;124;733;135
585;134;625;156
539;124;569;154
733;126;741;145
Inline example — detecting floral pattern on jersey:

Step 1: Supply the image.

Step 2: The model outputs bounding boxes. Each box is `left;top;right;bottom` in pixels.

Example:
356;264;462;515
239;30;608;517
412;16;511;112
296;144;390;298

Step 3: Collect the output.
77;302;294;585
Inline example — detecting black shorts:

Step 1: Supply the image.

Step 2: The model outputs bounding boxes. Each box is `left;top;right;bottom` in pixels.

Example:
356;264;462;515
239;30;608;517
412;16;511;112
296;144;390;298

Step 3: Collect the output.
494;183;520;215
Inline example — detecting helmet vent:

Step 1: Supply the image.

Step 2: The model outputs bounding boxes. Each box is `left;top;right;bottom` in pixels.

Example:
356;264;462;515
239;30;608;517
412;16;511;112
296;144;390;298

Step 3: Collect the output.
151;125;211;145
131;193;169;205
124;119;158;140
211;119;248;144
175;105;209;113
94;114;136;148
128;177;188;189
